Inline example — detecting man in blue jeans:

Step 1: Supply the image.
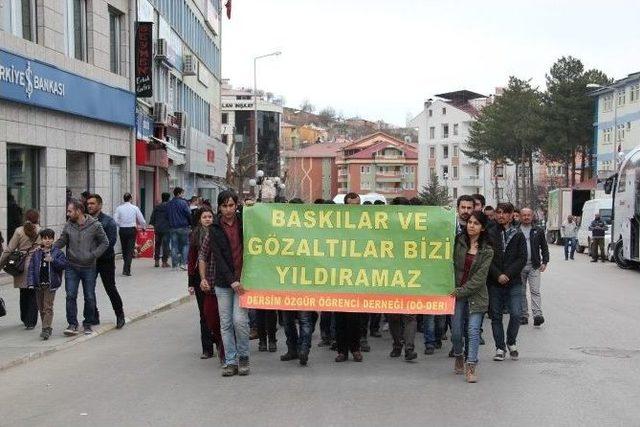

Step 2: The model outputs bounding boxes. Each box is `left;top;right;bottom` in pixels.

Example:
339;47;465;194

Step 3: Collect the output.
561;215;578;261
55;200;109;336
487;202;527;361
199;190;250;377
166;187;192;270
281;311;317;366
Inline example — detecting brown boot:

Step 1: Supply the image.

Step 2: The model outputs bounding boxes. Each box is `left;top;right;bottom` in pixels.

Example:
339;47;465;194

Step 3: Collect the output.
161;261;170;268
454;355;464;374
465;363;477;383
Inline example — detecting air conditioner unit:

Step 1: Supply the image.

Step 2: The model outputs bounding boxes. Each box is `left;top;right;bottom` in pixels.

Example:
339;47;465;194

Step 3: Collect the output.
174;111;188;129
183;54;198;76
155;39;168;59
153;102;168;125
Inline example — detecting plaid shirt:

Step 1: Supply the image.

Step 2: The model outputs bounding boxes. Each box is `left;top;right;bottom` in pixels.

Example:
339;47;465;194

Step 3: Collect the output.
198;233;216;285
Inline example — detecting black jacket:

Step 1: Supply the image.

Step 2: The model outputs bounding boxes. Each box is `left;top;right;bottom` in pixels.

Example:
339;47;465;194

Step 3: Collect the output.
488;225;527;287
96;212;118;260
209;214;243;288
520;225;550;269
149;202;171;233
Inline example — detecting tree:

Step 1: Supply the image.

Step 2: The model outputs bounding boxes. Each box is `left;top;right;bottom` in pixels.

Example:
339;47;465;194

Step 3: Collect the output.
318;106;336;125
418;173;451;206
300;98;315;113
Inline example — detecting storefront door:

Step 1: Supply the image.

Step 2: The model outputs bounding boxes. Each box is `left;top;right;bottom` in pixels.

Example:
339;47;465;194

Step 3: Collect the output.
7;145;39;241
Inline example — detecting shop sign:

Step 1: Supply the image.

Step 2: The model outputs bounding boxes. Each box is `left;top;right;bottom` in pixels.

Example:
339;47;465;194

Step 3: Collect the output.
135;22;153;98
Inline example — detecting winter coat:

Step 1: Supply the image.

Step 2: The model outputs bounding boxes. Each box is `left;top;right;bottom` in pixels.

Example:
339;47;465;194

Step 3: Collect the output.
54;215;109;268
27;247;67;291
149;202;171;233
166;197;191;229
488;224;527;287
0;225;41;288
453;236;493;314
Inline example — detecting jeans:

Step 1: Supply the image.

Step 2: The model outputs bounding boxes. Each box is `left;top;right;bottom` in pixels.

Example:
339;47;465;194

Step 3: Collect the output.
521;265;542;318
489;283;523;351
283;311;317;354
215;286;250;365
564;237;577;260
423;315;446;348
119;227;136;274
19;288;38;327
65;266;97;327
170;227;190;268
154;231;171;262
388;314;417;350
451;298;484;364
95;256;124;318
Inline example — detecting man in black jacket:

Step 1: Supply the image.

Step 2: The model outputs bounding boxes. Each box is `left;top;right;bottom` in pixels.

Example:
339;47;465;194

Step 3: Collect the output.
519;208;549;327
488;202;527;362
589;213;608;262
199;190;250;377
149;192;171;268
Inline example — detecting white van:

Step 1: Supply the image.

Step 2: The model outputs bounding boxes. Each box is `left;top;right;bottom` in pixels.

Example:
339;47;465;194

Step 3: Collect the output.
577;198;612;254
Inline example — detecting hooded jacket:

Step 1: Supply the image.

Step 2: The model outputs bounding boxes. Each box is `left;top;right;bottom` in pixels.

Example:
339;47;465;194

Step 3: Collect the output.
54;215;109;268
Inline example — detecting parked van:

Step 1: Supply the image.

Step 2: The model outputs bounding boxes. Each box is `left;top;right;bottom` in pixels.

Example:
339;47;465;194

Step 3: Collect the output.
577;198;612;254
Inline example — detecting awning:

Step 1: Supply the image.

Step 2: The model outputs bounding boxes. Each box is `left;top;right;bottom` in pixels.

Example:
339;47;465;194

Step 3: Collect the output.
151;136;186;166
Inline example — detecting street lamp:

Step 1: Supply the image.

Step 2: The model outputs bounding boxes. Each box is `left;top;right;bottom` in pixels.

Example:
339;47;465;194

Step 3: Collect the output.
253;51;282;178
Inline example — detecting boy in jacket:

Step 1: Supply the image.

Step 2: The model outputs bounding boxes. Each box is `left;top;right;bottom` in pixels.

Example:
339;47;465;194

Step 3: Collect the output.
28;229;68;340
488;203;527;362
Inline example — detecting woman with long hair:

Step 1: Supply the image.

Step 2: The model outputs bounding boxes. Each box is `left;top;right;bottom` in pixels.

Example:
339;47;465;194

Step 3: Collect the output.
450;210;494;383
188;207;224;362
0;209;41;329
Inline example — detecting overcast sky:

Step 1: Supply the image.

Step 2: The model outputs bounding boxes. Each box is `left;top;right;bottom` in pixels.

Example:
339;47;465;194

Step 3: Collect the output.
221;0;639;126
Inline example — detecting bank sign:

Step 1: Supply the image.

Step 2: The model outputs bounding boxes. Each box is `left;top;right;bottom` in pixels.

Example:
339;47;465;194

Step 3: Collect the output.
0;48;135;127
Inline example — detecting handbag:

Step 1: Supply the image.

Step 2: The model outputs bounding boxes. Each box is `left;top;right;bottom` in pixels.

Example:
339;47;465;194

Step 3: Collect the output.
3;250;28;277
0;297;6;317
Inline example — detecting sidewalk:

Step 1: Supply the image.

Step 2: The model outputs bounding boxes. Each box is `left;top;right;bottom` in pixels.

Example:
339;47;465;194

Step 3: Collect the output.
0;258;191;371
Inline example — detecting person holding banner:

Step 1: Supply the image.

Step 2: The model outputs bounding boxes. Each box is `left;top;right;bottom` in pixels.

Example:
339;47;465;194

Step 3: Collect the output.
450;211;493;383
201;191;250;377
334;193;364;363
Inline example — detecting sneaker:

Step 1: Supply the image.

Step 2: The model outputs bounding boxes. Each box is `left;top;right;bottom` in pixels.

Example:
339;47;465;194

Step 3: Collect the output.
404;349;417;361
42;328;52;340
280;351;299;361
454;355;465;374
508;345;519;360
238;357;250;375
533;315;545;327
221;364;238;377
465;363;478;383
493;349;506;361
268;339;277;353
335;353;348;363
299;351;309;366
424;346;435;355
360;339;371;352
64;324;79;336
352;351;363;362
258;340;267;352
83;325;93;335
390;347;402;358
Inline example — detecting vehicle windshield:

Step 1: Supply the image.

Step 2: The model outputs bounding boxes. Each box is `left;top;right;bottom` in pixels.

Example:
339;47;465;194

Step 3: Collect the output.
600;209;613;225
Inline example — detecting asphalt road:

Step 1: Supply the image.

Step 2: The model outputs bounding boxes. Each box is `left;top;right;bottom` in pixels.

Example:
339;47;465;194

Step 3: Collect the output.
0;246;639;427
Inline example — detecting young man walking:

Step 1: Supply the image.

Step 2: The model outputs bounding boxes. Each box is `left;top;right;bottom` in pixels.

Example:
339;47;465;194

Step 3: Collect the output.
167;187;192;270
150;192;172;268
561;215;578;261
55;200;109;335
518;208;549;327
488;203;527;361
200;191;250;376
114;193;146;276
87;194;125;329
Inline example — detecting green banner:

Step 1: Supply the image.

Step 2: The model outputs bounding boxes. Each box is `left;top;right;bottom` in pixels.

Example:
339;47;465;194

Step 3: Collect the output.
240;203;456;314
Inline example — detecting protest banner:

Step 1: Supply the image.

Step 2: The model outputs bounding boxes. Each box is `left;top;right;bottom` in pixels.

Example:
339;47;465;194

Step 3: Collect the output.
240;203;456;314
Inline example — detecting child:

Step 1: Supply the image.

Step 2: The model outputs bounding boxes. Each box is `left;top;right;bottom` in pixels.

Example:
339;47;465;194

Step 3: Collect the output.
27;229;67;340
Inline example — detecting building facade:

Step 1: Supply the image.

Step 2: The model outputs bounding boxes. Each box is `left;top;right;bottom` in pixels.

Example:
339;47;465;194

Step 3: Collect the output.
1;0;136;239
591;72;640;179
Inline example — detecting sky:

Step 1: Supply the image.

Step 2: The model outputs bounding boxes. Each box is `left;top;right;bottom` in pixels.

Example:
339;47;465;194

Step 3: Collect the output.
221;0;640;126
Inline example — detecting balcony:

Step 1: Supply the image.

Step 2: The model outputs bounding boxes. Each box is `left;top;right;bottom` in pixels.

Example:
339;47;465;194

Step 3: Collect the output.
375;187;403;194
375;172;402;182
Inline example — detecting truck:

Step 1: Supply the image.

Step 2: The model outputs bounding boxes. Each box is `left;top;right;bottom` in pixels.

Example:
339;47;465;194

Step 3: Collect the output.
604;145;640;270
546;188;592;245
576;198;612;254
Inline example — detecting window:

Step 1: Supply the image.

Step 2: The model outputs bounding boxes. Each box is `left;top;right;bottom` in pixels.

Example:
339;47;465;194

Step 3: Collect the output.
495;164;504;178
626;122;631;136
361;180;371;190
360;166;371;174
617;89;626;106
429;146;435;159
168;74;178;112
603;128;612;143
443;145;449;159
442;107;447;115
221;113;228;124
602;94;613;112
631;83;640;102
453;144;459;157
428;109;433;117
1;0;37;41
429;167;436;179
616;124;625;142
109;7;122;74
429;126;435;139
66;0;87;61
496;187;504;200
452;187;458;199
442;165;449;179
453;123;458;136
443;124;449;139
452;166;458;179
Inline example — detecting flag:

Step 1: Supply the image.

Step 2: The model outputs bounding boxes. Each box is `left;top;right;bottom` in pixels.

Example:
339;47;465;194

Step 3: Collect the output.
225;0;232;19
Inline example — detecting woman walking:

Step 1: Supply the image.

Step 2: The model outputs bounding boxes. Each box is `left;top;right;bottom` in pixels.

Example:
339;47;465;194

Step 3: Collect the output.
451;211;494;383
188;207;224;362
0;209;41;329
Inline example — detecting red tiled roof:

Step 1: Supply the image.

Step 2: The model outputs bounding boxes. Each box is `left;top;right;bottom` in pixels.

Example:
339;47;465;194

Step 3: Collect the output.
345;140;418;160
283;141;351;158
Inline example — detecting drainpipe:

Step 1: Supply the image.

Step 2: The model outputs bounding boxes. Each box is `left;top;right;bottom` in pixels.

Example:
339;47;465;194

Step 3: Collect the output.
129;0;138;201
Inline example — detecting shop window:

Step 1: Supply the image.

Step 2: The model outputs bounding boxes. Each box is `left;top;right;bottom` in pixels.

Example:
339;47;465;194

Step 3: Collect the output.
7;145;40;241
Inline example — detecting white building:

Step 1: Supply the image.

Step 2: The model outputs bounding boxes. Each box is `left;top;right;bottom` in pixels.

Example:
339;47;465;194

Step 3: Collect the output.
411;90;511;206
590;72;640;178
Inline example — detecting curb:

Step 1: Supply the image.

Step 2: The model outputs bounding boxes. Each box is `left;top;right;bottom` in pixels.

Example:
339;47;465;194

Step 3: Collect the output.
0;293;193;372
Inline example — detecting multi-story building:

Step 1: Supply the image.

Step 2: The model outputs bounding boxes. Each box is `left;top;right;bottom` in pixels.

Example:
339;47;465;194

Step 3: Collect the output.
135;0;226;212
590;72;640;179
411;90;513;205
1;0;136;239
335;132;418;199
221;80;283;187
